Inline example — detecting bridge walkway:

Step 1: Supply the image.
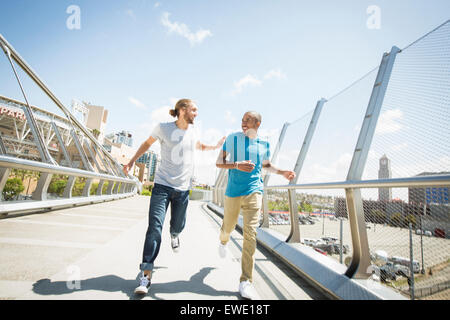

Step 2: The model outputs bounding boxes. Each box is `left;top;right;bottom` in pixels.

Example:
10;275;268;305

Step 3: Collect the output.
0;195;327;300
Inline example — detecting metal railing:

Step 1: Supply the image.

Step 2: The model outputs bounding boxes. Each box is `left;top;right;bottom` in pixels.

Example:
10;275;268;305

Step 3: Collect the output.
0;34;141;216
212;20;450;299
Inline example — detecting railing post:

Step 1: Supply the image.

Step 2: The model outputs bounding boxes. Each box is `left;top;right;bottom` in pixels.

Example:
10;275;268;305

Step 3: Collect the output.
213;169;225;205
0;168;11;201
63;176;77;198
106;181;115;195
286;98;326;243
345;46;400;279
32;172;53;201
82;178;94;197
261;122;289;228
97;180;105;196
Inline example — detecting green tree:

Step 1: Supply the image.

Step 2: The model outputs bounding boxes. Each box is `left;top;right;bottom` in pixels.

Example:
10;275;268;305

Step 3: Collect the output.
2;178;25;201
404;214;417;228
390;212;403;227
300;201;313;213
372;210;387;224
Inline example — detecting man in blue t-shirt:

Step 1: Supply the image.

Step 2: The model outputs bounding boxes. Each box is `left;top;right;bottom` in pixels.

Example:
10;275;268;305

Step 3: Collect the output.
216;111;295;300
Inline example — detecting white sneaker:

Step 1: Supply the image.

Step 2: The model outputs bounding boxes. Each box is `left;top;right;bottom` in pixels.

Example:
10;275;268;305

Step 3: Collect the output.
134;273;151;295
239;280;259;300
171;235;180;252
218;243;228;258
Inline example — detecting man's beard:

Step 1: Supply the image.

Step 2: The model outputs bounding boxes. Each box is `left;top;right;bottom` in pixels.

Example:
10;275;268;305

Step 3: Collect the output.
184;114;194;124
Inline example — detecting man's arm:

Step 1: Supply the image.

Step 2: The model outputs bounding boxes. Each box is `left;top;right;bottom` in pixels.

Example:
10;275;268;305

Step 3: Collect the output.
123;136;157;175
262;160;296;181
196;136;226;151
216;150;255;172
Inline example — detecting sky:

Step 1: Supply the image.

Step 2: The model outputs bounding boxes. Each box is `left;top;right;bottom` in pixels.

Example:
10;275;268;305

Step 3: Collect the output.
0;0;449;188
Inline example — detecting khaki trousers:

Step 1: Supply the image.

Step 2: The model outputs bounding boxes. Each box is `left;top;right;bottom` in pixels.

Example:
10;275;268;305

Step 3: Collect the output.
220;192;262;283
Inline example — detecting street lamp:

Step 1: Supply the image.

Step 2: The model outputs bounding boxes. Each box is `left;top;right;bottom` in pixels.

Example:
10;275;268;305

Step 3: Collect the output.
420;204;425;274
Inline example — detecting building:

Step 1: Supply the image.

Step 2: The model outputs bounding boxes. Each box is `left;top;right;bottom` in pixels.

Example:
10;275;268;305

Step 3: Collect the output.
102;138;136;167
71;100;108;143
408;172;450;206
105;130;133;148
136;151;159;183
378;154;392;201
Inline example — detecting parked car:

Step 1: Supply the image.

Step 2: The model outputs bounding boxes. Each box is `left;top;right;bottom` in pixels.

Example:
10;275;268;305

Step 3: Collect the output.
382;262;411;278
390;256;420;273
314;248;327;256
415;229;423;235
331;244;350;255
301;238;318;247
314;243;336;255
424;230;432;237
321;237;338;244
372;264;397;282
299;216;313;225
305;217;316;224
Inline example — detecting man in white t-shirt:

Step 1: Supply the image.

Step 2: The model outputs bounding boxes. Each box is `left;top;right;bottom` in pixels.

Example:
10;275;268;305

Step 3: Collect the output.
123;99;225;295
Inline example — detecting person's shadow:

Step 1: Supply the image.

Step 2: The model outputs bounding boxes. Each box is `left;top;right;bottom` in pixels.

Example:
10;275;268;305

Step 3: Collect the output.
32;267;240;300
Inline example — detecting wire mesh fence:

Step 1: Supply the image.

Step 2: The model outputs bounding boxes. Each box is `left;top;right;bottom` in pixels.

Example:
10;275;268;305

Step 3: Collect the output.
358;20;450;300
213;20;450;300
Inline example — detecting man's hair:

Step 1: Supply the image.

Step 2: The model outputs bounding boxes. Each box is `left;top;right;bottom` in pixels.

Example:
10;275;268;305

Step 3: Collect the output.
245;111;262;123
170;99;193;118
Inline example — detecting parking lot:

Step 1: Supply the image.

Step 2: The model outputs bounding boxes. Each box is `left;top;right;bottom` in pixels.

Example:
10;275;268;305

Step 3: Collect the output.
269;216;450;272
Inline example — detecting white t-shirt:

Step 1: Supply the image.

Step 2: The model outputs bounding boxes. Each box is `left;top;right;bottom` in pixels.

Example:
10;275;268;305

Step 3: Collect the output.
150;122;198;191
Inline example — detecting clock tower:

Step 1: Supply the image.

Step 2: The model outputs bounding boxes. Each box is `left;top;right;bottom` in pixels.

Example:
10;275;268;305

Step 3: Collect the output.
378;154;392;201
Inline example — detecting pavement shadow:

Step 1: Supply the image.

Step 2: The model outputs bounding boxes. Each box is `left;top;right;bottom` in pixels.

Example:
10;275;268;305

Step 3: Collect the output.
147;267;240;300
32;267;239;300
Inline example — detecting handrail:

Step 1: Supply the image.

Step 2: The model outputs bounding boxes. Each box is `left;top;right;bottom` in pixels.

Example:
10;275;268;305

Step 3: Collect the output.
0;155;134;184
265;174;450;190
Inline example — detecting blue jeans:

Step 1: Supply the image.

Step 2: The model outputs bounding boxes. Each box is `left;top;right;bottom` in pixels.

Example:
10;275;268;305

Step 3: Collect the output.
140;183;190;271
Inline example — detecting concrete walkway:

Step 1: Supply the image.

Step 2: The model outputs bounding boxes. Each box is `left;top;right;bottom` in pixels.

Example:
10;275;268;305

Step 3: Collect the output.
0;195;326;300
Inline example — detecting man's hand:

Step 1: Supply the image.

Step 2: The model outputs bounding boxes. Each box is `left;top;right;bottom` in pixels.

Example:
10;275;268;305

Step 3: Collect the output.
123;162;133;175
236;160;255;172
282;170;296;181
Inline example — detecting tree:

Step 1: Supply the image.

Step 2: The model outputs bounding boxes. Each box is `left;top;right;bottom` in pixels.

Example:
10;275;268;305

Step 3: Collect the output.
390;212;403;228
2;178;25;201
300;201;313;213
404;214;417;228
48;174;68;196
372;210;387;224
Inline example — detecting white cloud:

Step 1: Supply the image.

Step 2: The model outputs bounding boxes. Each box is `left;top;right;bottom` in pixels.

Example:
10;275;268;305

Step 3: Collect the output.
128;97;147;110
150;105;174;124
263;68;287;80
301;152;353;183
161;12;212;46
154;2;161;8
125;9;136;20
231;68;286;95
375;109;404;134
224;110;236;124
231;74;262;95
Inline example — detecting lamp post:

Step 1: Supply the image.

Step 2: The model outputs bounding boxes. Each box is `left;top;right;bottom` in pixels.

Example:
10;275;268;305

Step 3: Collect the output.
420;204;425;274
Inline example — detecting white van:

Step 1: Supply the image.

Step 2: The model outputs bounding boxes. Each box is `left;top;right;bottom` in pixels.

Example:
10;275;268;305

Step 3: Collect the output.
390;256;420;273
301;238;318;247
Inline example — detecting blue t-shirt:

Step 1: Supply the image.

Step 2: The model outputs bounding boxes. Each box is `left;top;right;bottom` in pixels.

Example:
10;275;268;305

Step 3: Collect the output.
222;132;271;198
